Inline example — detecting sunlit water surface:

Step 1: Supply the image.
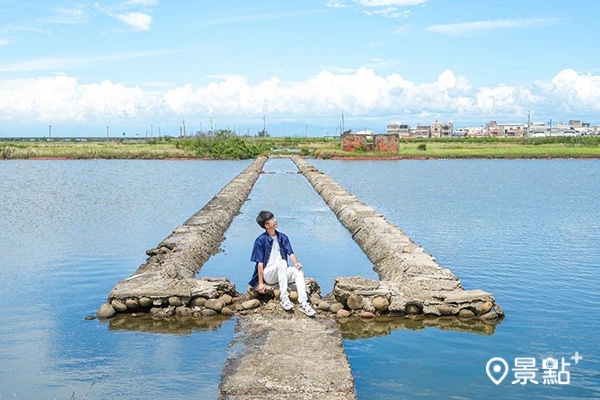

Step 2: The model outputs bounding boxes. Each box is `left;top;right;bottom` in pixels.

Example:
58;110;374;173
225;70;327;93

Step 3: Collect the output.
1;158;598;399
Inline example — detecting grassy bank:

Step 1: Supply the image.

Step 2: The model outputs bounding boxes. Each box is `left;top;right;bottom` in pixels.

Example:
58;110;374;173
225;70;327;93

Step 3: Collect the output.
1;134;600;160
394;136;600;159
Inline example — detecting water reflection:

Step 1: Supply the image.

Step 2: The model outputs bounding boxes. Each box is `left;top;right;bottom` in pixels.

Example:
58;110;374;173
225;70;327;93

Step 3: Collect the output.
107;313;233;335
338;315;503;340
104;310;501;339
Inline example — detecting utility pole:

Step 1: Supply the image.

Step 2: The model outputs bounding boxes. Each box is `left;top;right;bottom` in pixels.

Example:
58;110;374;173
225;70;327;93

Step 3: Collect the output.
48;125;52;139
263;114;266;136
341;111;345;134
527;111;531;137
182;119;186;137
106;126;109;142
210;117;213;132
151;124;153;138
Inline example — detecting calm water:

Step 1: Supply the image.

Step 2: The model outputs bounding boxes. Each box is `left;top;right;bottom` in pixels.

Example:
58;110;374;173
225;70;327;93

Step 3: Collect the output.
311;159;600;400
1;158;598;399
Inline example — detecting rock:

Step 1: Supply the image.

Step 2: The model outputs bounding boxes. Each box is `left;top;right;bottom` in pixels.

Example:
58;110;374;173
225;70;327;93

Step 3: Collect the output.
149;307;162;315
205;299;224;312
459;309;475;318
111;300;127;312
221;307;235;316
139;297;152;307
330;303;345;313
84;315;96;321
336;309;351;318
168;296;183;307
220;294;233;305
190;297;207;307
405;303;422;315
480;301;493;314
274;289;281;300
97;303;116;319
176;306;192;317
289;291;298;302
360;311;375;319
346;294;363;310
242;299;261;310
310;294;321;305
437;305;455;316
125;299;139;309
247;286;259;298
372;296;390;312
318;302;330;311
164;306;176;317
153;299;163;306
362;297;376;313
201;309;218;317
480;310;498;320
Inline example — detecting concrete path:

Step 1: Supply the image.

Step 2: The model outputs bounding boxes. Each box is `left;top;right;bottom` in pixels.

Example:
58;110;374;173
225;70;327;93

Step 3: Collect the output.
219;314;356;400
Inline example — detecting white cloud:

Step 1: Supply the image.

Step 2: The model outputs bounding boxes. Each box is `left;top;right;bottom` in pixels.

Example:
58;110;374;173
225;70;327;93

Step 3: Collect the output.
0;76;154;123
1;68;599;127
550;69;600;111
426;18;560;35
364;7;409;18
351;0;422;18
0;38;8;46
325;0;349;8
0;49;185;73
38;6;88;25
115;12;152;31
357;0;427;5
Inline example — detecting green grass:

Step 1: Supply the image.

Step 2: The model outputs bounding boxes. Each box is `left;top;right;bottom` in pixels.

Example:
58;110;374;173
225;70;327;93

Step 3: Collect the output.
2;135;600;160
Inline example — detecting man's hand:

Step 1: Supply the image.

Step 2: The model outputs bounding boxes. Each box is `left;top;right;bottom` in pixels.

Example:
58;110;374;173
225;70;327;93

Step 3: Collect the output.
295;262;303;270
257;283;266;294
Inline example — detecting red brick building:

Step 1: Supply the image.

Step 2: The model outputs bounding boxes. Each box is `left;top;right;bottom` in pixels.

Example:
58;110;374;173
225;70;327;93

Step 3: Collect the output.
341;132;399;153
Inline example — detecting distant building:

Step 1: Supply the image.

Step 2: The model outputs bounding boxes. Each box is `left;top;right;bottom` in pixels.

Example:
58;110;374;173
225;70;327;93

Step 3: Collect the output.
486;121;525;137
387;123;410;137
431;120;454;138
413;125;431;138
453;127;469;137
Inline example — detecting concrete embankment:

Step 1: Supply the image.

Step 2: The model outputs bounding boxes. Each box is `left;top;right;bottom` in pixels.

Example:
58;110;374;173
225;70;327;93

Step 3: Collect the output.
96;156;267;319
292;156;504;321
219;314;356;400
96;155;503;400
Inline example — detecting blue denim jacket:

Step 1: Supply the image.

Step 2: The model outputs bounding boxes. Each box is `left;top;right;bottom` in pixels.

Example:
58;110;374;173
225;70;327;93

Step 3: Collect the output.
249;230;294;287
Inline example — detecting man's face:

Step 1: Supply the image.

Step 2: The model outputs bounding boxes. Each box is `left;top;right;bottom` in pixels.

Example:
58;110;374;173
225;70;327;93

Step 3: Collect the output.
265;217;278;229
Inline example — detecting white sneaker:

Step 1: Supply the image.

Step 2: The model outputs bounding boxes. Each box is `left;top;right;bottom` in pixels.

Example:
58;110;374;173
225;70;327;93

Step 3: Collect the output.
280;297;293;311
299;302;316;317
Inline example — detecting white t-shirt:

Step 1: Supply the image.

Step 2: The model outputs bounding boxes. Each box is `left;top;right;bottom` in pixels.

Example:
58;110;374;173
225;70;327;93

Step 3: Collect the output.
266;235;282;269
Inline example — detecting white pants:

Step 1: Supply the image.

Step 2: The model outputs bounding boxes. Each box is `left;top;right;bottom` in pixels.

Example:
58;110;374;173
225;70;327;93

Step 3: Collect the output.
263;259;308;304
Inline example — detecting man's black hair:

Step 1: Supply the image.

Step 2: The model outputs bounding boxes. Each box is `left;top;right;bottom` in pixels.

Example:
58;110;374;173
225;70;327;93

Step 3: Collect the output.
256;210;274;229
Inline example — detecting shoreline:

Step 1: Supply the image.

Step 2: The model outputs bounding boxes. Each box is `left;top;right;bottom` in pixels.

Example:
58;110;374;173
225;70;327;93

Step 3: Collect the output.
5;154;598;161
2;136;600;160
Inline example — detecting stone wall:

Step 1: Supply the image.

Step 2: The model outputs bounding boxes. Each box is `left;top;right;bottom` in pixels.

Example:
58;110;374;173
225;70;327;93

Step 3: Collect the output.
96;156;267;319
292;156;504;323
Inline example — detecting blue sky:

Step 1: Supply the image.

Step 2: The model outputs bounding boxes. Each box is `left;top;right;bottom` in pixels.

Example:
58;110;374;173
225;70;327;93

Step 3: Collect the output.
1;0;599;137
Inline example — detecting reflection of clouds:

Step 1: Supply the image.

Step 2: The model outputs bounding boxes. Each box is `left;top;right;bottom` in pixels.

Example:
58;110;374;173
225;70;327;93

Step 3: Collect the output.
201;158;376;293
0;160;252;398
